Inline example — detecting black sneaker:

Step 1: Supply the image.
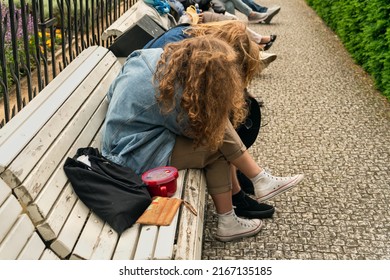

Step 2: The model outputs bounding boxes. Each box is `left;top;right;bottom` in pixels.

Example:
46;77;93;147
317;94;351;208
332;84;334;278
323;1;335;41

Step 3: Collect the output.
232;190;275;219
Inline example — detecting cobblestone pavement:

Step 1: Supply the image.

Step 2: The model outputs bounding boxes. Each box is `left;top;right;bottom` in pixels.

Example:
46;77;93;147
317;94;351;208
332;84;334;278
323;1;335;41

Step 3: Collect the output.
201;0;390;260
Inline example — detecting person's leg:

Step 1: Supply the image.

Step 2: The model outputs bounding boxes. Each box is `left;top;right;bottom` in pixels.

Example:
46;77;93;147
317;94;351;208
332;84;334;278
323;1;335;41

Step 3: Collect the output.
220;122;305;202
210;191;233;214
205;160;262;242
218;0;251;16
229;150;304;202
231;166;275;218
201;11;237;23
170;135;263;241
222;1;235;15
219;0;268;23
242;0;268;13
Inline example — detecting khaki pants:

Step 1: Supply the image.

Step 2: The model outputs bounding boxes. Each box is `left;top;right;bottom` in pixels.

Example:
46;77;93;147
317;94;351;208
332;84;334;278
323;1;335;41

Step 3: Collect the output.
170;122;246;195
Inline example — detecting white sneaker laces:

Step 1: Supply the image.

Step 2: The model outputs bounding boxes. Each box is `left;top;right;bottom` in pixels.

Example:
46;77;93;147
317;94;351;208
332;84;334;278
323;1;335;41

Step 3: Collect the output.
234;215;256;228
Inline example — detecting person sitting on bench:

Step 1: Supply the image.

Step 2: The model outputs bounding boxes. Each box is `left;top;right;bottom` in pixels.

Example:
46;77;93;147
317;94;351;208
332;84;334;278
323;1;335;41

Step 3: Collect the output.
101;35;304;241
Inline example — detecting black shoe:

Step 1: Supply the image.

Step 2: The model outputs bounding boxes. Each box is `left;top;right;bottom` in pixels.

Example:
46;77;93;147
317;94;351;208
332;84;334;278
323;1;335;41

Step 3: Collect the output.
263;34;277;51
232;190;275;219
237;170;254;195
264;7;281;24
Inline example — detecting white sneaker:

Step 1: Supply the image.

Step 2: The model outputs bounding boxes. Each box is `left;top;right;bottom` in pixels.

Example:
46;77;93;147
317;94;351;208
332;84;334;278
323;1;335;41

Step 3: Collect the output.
224;12;238;20
216;210;262;242
260;52;277;68
252;171;304;202
264;6;281;24
248;12;268;24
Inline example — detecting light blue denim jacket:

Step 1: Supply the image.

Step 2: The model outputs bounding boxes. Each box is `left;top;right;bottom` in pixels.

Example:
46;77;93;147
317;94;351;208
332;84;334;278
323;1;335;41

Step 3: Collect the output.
101;48;184;175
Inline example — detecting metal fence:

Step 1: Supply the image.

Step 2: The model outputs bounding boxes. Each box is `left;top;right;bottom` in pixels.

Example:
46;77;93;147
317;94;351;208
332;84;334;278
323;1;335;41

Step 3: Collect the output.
0;0;136;127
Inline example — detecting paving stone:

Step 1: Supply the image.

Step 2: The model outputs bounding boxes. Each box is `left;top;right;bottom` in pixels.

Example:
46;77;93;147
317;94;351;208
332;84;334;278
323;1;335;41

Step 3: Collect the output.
201;0;390;260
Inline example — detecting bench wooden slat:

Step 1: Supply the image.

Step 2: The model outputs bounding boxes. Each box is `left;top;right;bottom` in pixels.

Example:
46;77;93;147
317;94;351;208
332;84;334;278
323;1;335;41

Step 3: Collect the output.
112;224;141;260
0;214;34;260
36;182;78;241
17;232;46;260
175;169;206;260
0;195;22;243
133;225;158;260
0;47;110;175
40;249;60;260
50;199;89;258
152;169;186;260
89;223;119;260
70;212;107;260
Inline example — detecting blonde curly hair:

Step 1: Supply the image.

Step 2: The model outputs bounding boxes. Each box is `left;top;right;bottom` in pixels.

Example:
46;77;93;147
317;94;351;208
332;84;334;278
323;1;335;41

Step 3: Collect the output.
155;36;248;151
184;20;262;87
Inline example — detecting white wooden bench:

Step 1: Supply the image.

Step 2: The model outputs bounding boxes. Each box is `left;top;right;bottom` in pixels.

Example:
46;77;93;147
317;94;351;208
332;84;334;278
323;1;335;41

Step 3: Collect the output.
0;177;56;260
101;0;175;41
0;45;206;260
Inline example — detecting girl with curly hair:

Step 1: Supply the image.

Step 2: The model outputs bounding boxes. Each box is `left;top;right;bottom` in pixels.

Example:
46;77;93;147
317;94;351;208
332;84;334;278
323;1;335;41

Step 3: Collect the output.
143;20;299;219
102;36;303;241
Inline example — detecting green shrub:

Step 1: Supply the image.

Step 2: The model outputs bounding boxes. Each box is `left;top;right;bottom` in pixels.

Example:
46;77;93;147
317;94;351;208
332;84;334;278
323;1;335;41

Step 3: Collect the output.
306;0;390;100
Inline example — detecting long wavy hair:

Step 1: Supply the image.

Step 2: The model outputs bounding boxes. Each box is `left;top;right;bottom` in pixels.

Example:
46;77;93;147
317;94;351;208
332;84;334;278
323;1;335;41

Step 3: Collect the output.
155;37;247;151
184;20;262;87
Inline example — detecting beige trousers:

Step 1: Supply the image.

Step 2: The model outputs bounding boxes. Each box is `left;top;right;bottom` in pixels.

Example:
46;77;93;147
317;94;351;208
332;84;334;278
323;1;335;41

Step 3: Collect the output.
170;121;246;195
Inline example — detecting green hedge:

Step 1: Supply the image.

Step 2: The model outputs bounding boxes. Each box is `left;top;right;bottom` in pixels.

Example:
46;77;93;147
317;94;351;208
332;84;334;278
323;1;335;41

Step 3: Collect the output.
305;0;390;100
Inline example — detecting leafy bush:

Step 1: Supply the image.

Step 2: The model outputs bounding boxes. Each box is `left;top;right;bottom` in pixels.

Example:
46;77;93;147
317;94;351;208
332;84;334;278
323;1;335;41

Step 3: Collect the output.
306;0;390;100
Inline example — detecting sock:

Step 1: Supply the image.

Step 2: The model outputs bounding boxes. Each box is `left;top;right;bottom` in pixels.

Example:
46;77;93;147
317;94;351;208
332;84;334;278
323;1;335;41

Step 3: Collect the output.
218;209;234;217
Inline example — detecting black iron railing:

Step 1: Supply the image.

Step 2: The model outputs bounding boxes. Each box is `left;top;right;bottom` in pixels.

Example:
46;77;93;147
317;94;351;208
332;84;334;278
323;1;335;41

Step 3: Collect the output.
0;0;136;127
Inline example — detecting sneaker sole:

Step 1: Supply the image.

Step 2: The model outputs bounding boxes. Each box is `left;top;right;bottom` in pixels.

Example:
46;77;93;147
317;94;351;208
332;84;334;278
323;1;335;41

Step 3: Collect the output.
263;7;281;24
248;18;268;24
256;174;304;202
234;207;275;219
215;220;263;242
248;14;268;24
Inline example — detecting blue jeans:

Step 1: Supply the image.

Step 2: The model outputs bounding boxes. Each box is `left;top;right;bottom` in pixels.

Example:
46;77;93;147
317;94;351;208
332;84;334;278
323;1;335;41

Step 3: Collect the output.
219;0;253;16
242;0;267;13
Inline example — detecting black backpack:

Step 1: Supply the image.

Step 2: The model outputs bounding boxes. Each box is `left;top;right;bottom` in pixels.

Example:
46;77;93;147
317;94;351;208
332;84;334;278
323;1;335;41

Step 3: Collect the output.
236;94;263;195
